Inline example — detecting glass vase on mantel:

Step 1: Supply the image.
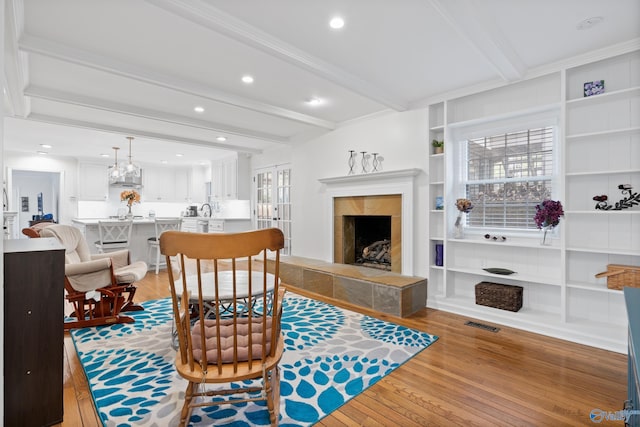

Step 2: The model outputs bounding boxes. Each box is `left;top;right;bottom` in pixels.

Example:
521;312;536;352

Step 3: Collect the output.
454;213;464;239
126;204;133;219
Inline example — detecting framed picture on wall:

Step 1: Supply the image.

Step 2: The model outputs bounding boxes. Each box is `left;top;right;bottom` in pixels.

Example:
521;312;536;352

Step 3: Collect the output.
21;197;29;212
584;80;605;97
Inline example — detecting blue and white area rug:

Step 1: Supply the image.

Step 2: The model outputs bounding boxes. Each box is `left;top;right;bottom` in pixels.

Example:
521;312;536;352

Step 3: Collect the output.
71;294;438;426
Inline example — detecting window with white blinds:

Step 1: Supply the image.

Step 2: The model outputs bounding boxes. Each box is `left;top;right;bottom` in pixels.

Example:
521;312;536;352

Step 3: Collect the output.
464;126;555;230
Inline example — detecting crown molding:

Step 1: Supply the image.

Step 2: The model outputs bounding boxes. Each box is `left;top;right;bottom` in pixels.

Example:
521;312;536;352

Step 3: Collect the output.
24;85;290;144
527;38;640;78
410;38;640;109
144;0;408;112
18;33;335;130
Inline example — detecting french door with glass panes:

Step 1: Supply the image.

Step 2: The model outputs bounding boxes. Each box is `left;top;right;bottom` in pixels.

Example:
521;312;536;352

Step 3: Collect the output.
254;165;292;255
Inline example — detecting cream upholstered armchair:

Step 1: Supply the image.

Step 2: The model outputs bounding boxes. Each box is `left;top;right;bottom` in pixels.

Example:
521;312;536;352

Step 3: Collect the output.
40;224;148;329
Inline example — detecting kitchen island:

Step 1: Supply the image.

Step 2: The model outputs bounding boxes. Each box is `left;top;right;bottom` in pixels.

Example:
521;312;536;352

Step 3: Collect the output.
72;217;253;266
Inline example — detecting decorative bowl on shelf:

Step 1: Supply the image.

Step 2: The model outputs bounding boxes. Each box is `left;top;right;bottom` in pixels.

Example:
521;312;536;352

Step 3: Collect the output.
483;268;516;275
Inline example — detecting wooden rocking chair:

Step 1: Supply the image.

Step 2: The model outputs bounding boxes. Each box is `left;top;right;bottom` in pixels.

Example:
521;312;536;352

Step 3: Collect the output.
160;228;286;426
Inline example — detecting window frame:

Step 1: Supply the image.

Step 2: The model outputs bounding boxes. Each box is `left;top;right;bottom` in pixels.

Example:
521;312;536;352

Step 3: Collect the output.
448;108;562;237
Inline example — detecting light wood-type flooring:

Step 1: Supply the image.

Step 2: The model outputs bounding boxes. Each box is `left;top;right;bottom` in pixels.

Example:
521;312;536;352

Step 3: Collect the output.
57;269;628;427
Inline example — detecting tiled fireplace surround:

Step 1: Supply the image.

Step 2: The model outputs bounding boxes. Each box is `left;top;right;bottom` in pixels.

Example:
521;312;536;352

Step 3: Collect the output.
270;169;427;317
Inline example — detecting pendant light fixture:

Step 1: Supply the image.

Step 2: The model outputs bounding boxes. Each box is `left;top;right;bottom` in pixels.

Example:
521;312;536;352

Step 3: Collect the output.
108;146;121;183
119;136;141;179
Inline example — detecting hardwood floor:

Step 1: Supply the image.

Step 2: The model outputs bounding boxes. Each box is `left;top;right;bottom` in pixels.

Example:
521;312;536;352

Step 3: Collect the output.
57;270;628;426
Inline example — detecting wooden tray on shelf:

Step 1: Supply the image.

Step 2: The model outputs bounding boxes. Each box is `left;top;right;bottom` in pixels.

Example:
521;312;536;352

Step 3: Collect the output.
595;264;640;290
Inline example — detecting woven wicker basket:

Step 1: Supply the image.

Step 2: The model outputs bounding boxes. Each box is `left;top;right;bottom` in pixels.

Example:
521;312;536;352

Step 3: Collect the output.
595;264;640;290
475;282;523;312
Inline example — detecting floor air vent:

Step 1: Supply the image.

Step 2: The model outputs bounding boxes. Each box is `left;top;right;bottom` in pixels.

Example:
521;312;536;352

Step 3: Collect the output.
465;321;500;333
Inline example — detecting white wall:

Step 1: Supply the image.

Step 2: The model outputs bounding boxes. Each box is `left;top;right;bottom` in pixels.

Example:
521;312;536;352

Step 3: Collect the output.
3;151;79;226
252;109;431;277
250;146;292;170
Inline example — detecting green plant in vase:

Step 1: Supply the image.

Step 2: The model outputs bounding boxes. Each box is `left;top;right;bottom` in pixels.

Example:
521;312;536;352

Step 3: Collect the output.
432;139;444;154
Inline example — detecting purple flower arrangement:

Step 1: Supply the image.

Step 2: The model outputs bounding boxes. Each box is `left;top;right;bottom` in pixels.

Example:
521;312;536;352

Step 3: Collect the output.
534;199;564;229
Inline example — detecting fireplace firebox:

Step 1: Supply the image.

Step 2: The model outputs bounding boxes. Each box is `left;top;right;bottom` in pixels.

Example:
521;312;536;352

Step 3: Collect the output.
343;215;392;270
333;194;402;273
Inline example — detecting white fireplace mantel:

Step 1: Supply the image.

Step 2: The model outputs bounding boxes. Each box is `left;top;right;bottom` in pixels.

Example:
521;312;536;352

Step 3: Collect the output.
318;168;421;186
319;168;422;276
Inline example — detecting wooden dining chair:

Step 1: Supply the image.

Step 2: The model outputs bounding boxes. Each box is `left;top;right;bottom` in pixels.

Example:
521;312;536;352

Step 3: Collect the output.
160;228;286;426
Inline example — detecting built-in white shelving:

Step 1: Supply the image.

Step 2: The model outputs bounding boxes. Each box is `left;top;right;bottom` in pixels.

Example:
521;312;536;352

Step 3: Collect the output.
426;49;640;354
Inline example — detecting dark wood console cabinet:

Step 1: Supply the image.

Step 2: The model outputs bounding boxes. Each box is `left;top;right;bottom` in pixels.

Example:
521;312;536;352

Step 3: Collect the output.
3;238;65;426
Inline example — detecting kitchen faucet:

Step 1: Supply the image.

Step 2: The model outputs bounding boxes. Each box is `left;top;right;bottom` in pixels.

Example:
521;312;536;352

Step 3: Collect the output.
200;203;212;217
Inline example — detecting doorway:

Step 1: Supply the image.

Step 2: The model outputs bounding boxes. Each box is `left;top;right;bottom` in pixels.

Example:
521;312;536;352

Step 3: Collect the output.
254;164;292;255
9;170;60;233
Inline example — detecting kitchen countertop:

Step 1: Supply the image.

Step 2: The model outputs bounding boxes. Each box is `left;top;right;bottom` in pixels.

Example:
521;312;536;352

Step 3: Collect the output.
72;218;155;225
72;216;252;225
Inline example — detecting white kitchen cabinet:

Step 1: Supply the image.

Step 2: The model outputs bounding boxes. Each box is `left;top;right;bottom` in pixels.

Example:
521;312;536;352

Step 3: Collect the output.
143;166;193;202
211;156;237;200
189;165;207;203
78;163;109;201
207;219;224;233
143;166;176;202
174;168;189;203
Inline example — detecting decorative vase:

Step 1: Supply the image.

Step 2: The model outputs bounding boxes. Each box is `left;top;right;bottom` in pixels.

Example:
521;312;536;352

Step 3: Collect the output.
360;151;369;174
126;204;133;219
454;212;464;238
347;150;356;175
540;225;553;246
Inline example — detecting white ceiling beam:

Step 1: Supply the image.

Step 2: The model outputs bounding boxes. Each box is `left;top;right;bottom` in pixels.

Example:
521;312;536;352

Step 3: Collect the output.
145;0;408;111
24;85;290;144
4;0;29;117
18;34;335;130
428;0;526;82
26;113;264;155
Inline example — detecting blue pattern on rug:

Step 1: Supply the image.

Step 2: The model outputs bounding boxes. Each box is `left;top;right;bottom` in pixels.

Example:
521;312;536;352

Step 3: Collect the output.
71;294;438;426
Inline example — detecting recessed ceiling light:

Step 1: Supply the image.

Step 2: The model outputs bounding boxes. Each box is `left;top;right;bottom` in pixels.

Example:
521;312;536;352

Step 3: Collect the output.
194;106;205;113
577;16;604;30
241;75;254;84
37;151;48;155
100;153;109;158
40;144;52;149
329;16;345;30
176;153;184;157
306;97;323;106
161;160;168;164
216;136;227;142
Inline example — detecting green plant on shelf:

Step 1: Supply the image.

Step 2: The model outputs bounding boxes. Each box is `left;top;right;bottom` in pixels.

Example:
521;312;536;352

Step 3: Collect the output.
432;139;444;154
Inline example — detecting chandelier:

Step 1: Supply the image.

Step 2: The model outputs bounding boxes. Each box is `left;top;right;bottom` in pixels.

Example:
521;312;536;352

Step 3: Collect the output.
107;137;142;184
119;136;141;179
108;146;121;183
